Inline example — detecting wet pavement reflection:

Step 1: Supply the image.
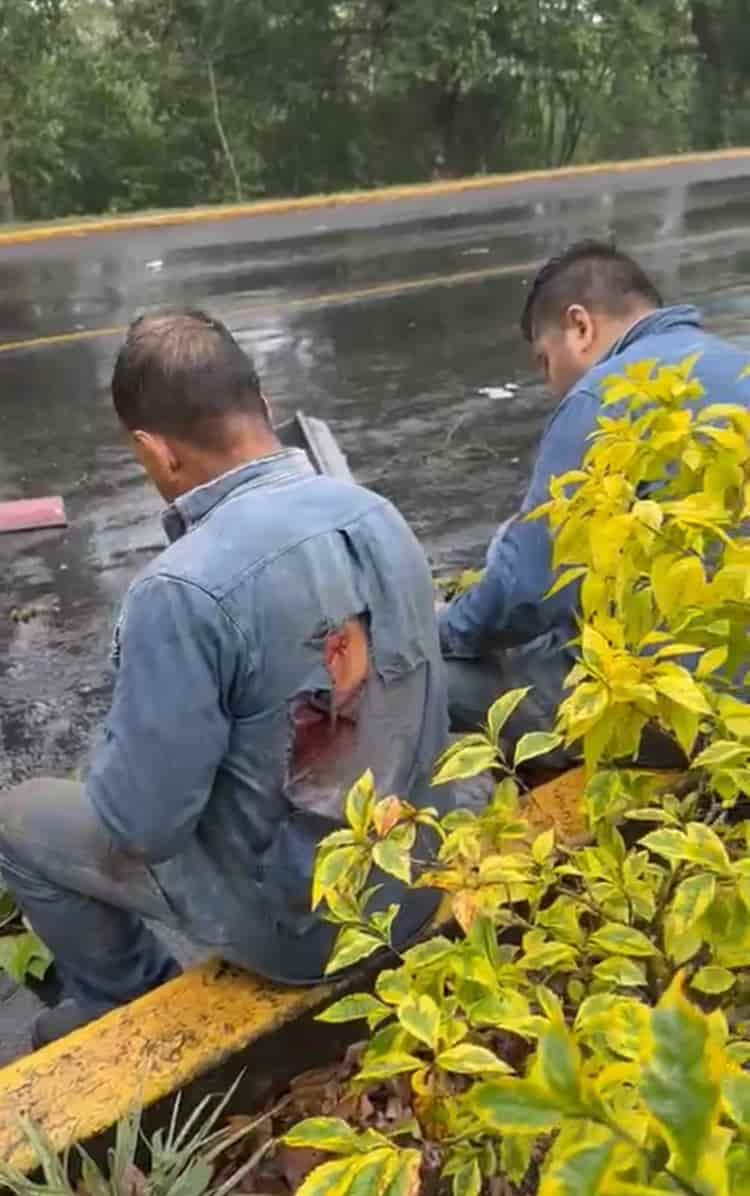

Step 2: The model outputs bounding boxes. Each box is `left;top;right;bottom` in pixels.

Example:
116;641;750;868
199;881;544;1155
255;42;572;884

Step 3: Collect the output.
2;162;750;785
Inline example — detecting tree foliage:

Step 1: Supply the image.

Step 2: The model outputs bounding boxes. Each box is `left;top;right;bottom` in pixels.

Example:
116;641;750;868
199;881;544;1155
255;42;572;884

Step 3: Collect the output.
3;0;750;221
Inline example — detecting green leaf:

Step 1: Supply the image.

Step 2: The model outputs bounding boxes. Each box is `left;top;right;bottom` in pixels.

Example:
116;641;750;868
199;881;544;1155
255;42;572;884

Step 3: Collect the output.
532;828;555;865
664;919;702;967
653;665;711;714
371;904;399;940
652;556;705;620
592;957;647;988
0;932;52;985
487;687;530;744
397;993;441;1050
499;1135;536;1186
376;969;411;1006
693;739;749;769
536;896;583;947
668;703;700;758
691;966;736;995
452;1160;481;1196
383;1153;421;1196
539;1138;616;1196
514;731;563;768
723;1073;750;1129
357;1053;423;1082
589;924;657;958
295;1157;358;1196
533;1019;584;1113
517;941;579;972
641;828;691;864
325;928;382;975
283;1119;360;1154
313;845;367;910
432;742;497;787
345;770;375;836
318;994;391;1028
669;874;716;938
545;566;588;600
641;976;721;1175
685;823;731;873
401;937;455;972
372;839;411;885
436;1044;513;1075
470;1078;561;1131
696;645;729;679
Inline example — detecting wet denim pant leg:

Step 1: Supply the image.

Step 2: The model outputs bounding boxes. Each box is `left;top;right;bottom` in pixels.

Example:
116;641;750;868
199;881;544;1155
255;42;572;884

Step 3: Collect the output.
444;628;573;769
0;779;180;1015
444;633;686;772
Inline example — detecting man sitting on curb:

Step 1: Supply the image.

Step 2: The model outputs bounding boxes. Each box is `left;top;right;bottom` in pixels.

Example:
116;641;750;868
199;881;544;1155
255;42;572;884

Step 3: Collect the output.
439;239;750;757
0;310;452;1047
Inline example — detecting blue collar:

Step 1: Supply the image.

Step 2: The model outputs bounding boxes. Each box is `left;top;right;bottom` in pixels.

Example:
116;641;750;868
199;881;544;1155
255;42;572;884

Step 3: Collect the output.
163;448;314;542
599;304;702;364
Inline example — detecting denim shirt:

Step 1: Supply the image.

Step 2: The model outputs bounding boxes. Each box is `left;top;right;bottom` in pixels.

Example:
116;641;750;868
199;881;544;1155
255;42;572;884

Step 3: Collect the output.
87;449;451;981
439;306;750;664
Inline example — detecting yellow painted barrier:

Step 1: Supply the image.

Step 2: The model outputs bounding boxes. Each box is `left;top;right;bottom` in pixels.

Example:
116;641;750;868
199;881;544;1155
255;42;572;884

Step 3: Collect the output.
0;767;587;1171
0;149;749;248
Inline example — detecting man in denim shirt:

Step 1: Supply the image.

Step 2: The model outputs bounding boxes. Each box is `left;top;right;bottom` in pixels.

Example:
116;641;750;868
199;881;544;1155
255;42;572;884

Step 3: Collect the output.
0;310;451;1046
440;240;750;754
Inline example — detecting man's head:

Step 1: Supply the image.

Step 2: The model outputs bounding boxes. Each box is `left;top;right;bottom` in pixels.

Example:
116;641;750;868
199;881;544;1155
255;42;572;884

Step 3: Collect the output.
111;309;278;501
520;241;663;399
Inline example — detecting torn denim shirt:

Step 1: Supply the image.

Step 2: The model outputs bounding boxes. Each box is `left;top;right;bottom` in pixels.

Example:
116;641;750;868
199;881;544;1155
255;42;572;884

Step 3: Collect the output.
87;449;451;981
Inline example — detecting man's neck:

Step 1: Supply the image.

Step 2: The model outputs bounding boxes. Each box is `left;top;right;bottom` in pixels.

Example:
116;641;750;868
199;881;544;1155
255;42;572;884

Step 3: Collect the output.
597;304;658;359
175;427;283;497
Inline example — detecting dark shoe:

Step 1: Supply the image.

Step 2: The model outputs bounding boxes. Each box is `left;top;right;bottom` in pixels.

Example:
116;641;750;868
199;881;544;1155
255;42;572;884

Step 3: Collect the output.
31;999;97;1049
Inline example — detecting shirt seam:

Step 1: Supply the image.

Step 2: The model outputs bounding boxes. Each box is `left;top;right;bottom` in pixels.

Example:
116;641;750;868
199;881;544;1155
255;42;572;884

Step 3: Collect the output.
127;572;251;657
153;490;390;606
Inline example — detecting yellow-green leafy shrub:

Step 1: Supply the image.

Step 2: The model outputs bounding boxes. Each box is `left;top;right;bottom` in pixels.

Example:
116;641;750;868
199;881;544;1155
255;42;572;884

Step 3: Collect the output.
285;357;750;1196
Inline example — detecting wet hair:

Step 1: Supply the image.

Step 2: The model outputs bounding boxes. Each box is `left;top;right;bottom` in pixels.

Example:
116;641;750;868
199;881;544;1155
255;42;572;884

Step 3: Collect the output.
111;308;267;448
520;239;663;342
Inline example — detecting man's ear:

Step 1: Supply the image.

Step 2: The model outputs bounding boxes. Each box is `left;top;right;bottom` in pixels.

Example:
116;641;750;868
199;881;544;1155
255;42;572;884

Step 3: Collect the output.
563;303;596;352
130;429;181;497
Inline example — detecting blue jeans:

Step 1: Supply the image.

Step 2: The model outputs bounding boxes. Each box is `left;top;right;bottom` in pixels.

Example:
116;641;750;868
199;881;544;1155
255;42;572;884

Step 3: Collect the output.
443;629;574;769
0;780;180;1014
444;632;685;772
0;777;445;1015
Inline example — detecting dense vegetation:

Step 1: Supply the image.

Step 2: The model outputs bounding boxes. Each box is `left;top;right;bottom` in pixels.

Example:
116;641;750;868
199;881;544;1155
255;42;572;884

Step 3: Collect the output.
283;357;750;1194
3;0;750;223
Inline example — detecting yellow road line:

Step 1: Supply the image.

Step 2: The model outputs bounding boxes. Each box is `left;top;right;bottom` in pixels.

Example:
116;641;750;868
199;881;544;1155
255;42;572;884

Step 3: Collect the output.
0;324;125;355
1;148;749;248
0;258;541;356
0;200;746;358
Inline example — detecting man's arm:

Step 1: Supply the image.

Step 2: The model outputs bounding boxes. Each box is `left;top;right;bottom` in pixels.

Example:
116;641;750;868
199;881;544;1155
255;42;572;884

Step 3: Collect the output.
438;386;601;657
87;574;246;862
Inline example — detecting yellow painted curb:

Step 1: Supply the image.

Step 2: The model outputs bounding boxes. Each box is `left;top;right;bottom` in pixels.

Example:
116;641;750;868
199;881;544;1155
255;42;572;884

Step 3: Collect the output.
1;149;750;248
0;962;334;1171
0;768;588;1171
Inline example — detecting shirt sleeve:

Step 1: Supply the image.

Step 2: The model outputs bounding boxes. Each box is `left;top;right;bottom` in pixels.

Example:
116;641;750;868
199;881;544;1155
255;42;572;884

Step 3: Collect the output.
87;574;246;862
438;386;601;657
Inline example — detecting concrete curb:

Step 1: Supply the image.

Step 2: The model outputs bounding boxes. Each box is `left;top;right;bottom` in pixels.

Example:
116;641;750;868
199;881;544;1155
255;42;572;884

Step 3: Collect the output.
1;150;750;248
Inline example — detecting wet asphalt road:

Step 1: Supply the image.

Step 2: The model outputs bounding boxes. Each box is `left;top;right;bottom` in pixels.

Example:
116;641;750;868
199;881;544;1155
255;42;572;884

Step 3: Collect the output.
4;156;750;786
0;155;750;1057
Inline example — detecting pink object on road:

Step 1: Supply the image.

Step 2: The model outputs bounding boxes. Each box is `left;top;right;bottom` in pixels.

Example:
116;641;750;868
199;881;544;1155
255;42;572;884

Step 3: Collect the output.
0;496;67;534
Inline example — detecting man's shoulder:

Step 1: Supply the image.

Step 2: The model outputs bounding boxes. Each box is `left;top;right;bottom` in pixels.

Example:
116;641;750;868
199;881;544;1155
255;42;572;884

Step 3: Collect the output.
134;475;407;598
562;329;745;416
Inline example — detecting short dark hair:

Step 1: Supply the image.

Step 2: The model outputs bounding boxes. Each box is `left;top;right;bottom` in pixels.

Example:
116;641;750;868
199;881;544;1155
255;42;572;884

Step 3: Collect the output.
111;309;266;448
520;240;663;342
